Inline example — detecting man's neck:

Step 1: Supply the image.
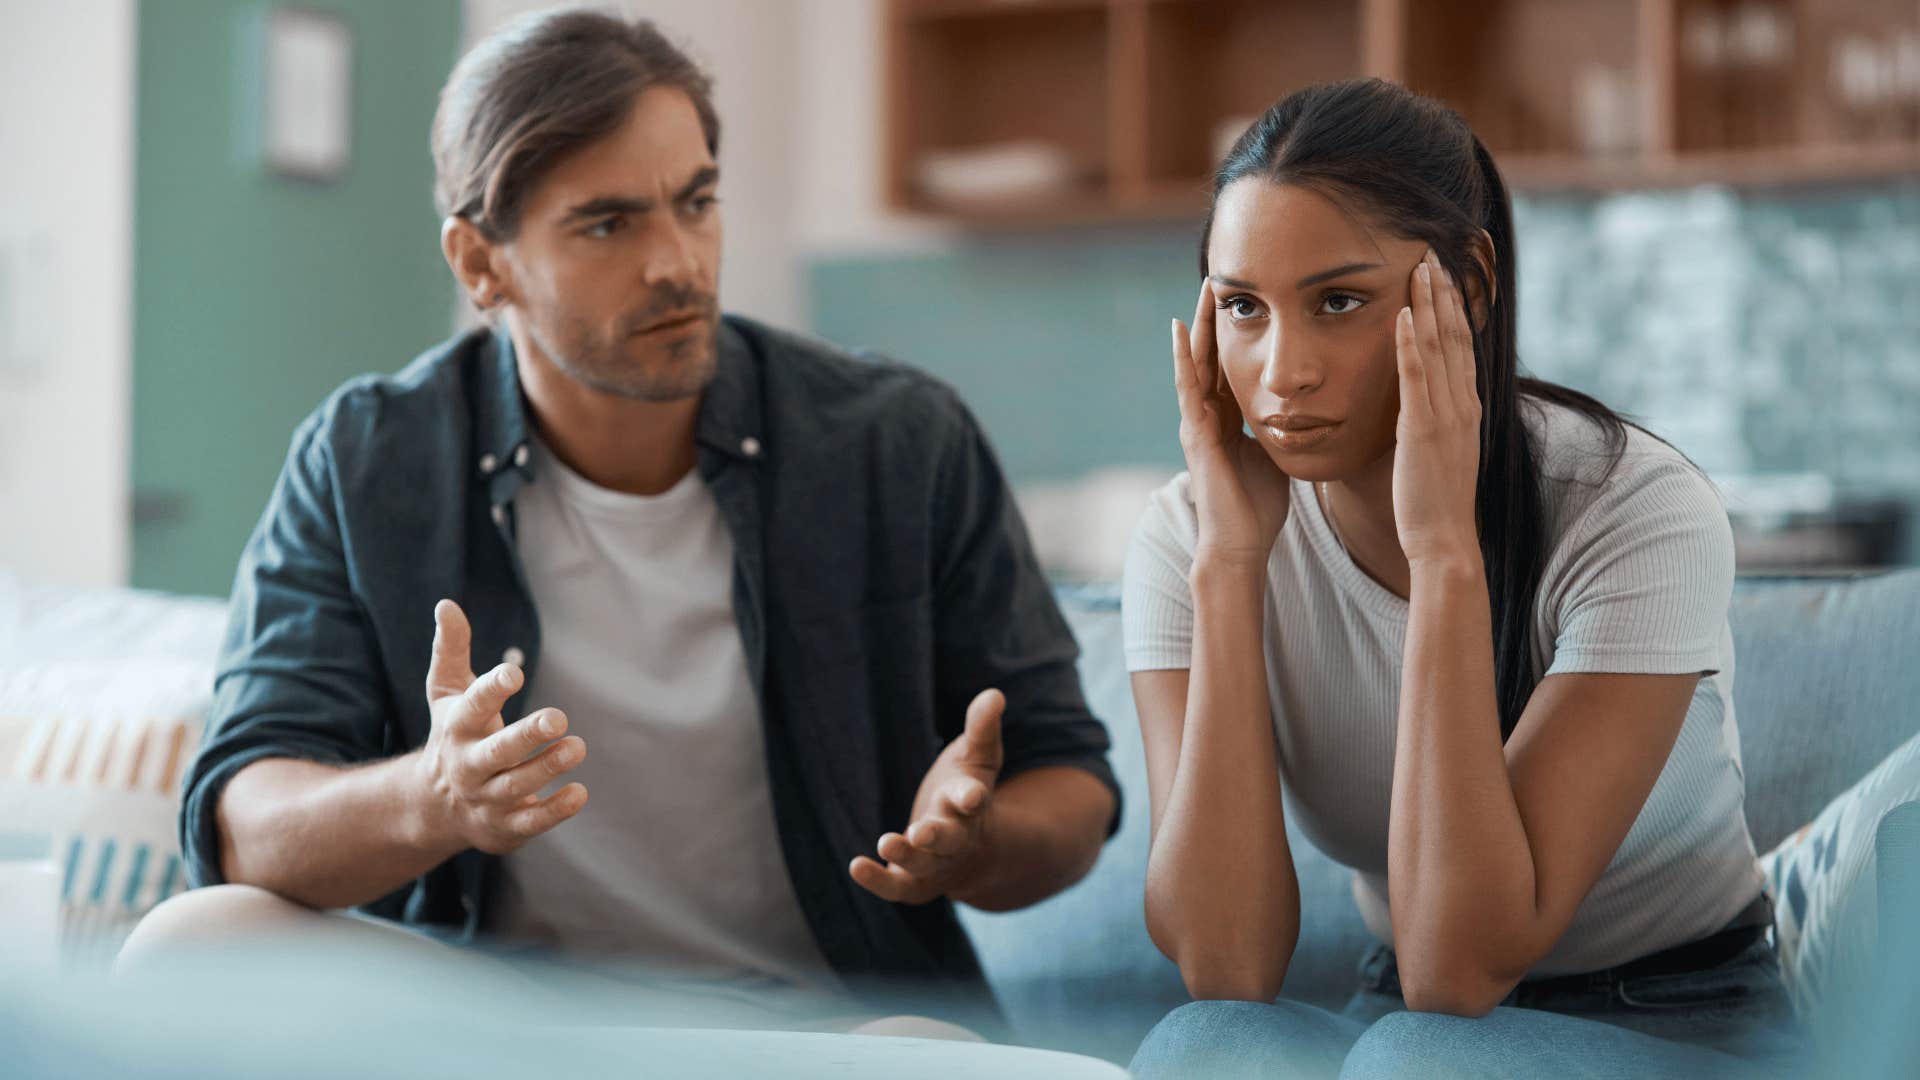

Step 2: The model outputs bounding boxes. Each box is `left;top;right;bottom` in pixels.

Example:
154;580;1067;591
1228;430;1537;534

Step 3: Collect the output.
511;334;700;497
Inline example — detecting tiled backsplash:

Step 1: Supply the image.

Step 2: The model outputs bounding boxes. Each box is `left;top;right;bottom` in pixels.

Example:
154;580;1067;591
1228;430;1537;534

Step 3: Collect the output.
807;180;1920;562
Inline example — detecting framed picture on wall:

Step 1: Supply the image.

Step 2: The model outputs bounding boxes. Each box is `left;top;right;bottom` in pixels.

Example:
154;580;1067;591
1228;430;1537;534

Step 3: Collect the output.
259;6;353;183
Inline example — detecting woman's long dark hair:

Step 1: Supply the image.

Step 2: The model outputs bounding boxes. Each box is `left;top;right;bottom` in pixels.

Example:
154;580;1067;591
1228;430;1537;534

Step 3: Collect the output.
1202;78;1631;740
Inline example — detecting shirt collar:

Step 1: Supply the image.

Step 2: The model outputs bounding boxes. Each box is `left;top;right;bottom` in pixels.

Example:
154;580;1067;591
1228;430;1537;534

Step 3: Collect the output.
471;316;764;501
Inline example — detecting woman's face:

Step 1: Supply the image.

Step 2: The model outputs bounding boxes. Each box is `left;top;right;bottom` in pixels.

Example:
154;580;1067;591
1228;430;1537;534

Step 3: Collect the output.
1205;179;1433;483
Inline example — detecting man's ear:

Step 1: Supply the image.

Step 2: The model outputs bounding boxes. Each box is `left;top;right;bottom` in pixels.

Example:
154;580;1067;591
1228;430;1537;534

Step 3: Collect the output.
441;216;512;313
1464;227;1498;332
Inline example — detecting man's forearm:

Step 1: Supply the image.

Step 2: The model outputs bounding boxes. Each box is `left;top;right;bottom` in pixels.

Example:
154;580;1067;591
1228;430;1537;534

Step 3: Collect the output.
216;753;463;910
948;765;1113;912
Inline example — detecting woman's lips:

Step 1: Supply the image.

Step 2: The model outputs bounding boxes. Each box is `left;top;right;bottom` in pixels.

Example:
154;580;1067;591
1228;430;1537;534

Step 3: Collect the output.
1261;419;1341;450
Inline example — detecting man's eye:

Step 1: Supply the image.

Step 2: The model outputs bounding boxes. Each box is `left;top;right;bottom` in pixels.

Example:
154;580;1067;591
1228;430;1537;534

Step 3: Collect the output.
585;217;623;238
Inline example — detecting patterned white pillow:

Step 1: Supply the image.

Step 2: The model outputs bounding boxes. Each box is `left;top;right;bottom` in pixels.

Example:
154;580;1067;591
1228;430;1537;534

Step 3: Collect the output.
0;660;211;970
1759;728;1920;1020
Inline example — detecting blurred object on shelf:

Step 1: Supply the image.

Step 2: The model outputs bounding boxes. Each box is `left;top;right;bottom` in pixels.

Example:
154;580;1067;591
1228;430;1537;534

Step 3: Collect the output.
1575;63;1643;160
1720;472;1910;572
914;139;1079;206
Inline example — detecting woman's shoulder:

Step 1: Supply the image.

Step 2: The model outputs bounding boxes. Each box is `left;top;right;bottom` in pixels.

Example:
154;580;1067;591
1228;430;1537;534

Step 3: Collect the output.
1524;396;1732;571
1526;397;1721;509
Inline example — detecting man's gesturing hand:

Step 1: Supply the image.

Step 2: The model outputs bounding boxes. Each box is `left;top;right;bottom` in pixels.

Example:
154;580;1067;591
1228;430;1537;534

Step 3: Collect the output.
414;599;588;855
849;689;1006;905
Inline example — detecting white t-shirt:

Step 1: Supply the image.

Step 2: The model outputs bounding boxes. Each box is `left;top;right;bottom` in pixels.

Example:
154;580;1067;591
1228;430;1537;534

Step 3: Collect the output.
487;438;840;1008
1122;398;1765;975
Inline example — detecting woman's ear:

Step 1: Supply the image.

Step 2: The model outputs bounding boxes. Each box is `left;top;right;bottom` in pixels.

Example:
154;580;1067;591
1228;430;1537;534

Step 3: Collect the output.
1464;227;1498;331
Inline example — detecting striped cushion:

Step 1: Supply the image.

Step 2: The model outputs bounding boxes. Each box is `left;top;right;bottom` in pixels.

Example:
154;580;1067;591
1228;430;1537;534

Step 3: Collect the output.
0;660;210;969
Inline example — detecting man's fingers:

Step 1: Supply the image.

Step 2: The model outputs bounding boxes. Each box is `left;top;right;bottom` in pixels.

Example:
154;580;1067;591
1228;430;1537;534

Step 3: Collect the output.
426;599;477;699
848;856;917;904
906;817;968;856
475;708;568;775
500;781;587;838
479;734;585;803
940;777;990;818
960;689;1005;772
450;661;522;735
876;832;938;878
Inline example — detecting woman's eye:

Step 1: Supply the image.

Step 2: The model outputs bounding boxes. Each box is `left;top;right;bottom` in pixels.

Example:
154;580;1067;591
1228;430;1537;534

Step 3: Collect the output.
1219;296;1262;320
1319;293;1365;316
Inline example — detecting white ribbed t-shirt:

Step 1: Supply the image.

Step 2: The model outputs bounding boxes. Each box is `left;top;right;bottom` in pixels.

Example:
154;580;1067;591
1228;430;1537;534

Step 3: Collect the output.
1122;399;1765;976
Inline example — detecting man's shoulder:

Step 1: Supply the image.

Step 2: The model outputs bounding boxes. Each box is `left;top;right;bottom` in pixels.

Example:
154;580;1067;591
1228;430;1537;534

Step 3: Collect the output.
296;328;488;462
731;315;973;445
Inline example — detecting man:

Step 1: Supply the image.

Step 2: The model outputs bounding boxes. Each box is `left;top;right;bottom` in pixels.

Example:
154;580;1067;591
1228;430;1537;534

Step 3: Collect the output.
123;9;1117;1034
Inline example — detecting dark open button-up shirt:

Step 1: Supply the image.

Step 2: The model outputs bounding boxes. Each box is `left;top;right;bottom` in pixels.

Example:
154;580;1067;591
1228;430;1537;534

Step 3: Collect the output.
180;314;1119;1022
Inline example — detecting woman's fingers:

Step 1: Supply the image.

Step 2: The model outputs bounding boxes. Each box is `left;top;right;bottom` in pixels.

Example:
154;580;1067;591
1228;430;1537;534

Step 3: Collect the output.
1170;317;1204;423
1434;261;1480;412
1412;254;1451;418
1395;305;1429;424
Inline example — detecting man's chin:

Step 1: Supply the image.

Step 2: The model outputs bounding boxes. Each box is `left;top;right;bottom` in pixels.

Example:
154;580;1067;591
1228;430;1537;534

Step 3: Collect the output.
588;340;717;403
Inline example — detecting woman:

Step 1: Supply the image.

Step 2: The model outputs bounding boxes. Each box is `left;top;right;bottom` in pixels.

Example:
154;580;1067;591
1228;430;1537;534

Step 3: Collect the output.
1124;79;1805;1078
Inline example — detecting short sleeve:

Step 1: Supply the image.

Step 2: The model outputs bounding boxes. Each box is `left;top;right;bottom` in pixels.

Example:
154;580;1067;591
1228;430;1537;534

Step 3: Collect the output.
1122;476;1200;672
1542;458;1736;678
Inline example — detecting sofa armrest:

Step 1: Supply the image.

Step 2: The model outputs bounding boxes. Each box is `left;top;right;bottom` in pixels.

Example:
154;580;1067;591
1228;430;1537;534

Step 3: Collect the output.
1872;800;1920;1067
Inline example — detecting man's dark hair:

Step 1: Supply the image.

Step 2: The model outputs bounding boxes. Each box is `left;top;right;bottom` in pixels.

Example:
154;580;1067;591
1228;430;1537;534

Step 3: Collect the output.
432;8;720;241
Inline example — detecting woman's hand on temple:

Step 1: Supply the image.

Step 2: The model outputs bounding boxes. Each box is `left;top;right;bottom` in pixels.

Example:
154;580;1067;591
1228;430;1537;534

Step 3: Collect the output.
1391;250;1483;568
1172;279;1291;570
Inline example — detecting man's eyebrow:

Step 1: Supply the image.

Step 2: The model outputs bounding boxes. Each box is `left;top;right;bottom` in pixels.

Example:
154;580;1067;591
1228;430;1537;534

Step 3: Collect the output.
561;195;653;222
558;167;721;223
673;165;720;202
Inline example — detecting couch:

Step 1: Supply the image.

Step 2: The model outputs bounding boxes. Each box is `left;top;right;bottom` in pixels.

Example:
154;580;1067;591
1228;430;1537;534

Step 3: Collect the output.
3;570;1917;1072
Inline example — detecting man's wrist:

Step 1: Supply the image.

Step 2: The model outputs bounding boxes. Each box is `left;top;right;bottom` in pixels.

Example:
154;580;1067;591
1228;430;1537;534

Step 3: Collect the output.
395;751;462;861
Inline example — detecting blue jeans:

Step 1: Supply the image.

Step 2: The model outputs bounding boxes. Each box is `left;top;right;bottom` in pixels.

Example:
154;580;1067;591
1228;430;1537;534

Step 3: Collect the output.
1131;940;1808;1079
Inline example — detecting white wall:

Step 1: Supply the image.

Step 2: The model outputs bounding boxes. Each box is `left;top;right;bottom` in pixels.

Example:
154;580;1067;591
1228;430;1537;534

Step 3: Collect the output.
0;1;136;588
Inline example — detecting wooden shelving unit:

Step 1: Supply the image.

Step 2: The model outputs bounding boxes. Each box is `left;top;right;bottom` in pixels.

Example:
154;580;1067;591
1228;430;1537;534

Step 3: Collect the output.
883;0;1920;225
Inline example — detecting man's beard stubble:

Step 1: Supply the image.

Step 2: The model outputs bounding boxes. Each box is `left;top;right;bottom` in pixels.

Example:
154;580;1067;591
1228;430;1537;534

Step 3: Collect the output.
541;283;721;404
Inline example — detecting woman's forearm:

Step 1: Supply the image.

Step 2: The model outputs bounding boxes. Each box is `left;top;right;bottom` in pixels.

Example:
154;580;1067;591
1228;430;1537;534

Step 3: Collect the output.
1389;555;1540;1010
1146;555;1300;1001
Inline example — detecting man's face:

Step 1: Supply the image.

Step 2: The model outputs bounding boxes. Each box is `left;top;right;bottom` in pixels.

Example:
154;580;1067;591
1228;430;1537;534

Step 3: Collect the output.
499;86;722;403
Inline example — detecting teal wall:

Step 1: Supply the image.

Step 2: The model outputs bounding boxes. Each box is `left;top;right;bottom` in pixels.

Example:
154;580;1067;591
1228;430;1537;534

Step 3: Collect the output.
809;232;1199;484
132;0;462;596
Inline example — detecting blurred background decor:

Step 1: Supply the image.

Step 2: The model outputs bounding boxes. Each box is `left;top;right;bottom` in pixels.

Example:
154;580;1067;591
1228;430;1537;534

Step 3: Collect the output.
3;0;1916;592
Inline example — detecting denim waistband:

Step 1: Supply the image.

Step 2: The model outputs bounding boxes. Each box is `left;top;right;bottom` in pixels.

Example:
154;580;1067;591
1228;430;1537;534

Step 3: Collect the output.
1357;893;1776;1011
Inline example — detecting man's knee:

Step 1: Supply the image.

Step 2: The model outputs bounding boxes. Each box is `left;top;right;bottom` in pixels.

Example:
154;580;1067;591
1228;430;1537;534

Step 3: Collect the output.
114;883;316;974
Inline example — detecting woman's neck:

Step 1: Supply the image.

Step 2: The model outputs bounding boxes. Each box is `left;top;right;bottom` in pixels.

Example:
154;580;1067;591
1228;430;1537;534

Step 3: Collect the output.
1319;451;1413;600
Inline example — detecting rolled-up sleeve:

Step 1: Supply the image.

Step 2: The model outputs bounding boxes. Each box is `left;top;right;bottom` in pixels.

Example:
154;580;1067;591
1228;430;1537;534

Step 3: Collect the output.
926;394;1122;836
178;411;391;887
